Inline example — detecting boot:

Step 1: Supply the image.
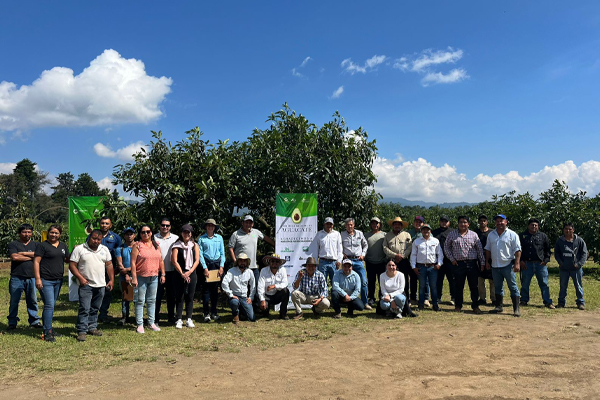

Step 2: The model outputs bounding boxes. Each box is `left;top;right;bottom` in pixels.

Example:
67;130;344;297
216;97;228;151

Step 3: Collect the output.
489;294;504;314
512;296;521;317
402;300;418;318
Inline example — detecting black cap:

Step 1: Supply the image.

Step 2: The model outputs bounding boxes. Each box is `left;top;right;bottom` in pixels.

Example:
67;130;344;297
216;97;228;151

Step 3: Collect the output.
478;214;488;221
439;215;450;222
528;218;541;225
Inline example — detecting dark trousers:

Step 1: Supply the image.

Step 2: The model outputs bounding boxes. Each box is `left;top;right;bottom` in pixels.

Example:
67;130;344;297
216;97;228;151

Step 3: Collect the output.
366;260;387;301
202;260;221;316
437;259;455;302
99;271;112;319
174;270;198;320
331;293;365;314
155;270;177;323
398;259;419;301
452;260;480;310
264;288;290;316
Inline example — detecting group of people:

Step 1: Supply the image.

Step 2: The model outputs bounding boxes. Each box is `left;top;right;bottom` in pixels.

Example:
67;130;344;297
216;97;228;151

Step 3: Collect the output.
6;212;588;341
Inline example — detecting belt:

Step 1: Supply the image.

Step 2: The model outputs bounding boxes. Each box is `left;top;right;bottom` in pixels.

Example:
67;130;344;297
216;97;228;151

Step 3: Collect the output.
345;255;360;259
320;258;336;262
417;263;436;267
456;259;477;262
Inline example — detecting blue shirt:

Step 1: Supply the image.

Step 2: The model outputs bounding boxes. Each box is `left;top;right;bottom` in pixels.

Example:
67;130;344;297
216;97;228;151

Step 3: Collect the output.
198;233;226;269
332;269;361;300
115;245;133;281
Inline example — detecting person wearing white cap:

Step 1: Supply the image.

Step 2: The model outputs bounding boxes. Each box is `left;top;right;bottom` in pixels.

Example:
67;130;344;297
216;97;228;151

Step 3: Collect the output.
312;217;343;285
331;259;365;318
221;253;256;324
341;218;370;309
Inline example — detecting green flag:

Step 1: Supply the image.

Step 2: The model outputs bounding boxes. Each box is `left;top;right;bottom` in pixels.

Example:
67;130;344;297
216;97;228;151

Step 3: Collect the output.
68;196;105;251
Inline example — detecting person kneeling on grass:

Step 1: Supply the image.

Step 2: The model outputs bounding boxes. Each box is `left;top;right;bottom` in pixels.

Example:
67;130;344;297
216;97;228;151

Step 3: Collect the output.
331;259;365;318
257;254;290;320
221;253;256;324
379;260;406;319
69;230;114;342
291;257;330;320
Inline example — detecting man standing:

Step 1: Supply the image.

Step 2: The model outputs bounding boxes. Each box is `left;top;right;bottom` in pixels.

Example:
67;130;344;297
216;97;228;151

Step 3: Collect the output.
313;217;343;285
410;224;443;311
69;230;114;342
154;217;179;326
485;214;522;317
432;216;455;306
291;257;330;319
555;222;588;310
365;217;387;308
331;259;365;318
406;216;428;306
228;215;275;297
221;253;256;324
474;215;494;305
383;217;417;317
519;218;554;308
115;227;136;325
444;216;485;314
7;224;42;330
97;217;122;323
257;254;290;320
341;218;370;310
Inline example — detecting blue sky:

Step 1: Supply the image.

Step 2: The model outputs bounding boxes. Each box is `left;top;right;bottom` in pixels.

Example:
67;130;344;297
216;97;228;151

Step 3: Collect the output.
1;2;599;202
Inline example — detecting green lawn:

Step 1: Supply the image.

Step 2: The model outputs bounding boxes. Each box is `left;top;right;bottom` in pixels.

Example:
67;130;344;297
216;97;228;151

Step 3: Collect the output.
0;259;598;380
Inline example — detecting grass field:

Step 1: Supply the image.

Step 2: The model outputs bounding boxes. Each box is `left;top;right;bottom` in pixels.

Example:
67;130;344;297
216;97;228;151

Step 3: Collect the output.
1;259;598;380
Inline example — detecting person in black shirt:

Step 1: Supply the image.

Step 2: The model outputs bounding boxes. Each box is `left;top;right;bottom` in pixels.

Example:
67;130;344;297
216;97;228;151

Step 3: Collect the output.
33;225;70;342
432;216;455;306
519;218;554;308
474;215;495;305
7;224;42;330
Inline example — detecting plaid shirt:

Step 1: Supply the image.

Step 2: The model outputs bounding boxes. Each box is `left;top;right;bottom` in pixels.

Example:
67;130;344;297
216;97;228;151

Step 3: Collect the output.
294;269;328;297
444;229;485;265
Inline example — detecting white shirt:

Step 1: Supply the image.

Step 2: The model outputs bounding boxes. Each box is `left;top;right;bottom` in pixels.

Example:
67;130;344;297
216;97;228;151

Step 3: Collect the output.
257;266;288;301
314;229;343;263
410;236;443;269
221;266;256;298
485;228;521;268
379;271;405;298
70;243;112;288
155;233;179;272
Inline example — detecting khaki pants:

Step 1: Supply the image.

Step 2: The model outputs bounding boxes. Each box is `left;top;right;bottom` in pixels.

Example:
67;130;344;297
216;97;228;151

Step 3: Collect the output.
291;291;330;314
478;277;495;302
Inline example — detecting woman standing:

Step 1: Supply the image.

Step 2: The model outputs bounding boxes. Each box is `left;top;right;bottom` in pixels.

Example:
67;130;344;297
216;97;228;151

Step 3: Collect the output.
131;224;165;333
198;218;225;322
379;260;406;319
171;224;200;329
33;225;70;342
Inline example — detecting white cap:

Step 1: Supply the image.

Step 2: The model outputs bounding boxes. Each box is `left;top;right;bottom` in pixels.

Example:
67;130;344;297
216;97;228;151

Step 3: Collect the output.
324;217;334;224
243;215;254;222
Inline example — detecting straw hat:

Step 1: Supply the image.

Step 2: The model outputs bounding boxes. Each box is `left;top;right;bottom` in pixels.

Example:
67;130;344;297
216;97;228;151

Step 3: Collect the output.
262;253;286;267
387;217;409;228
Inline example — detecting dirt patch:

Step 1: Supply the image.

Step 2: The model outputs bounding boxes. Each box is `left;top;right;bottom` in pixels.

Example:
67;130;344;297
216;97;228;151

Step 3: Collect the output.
3;311;600;399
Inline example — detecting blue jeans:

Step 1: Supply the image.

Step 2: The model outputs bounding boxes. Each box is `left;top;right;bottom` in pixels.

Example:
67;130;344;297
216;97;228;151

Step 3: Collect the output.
418;265;438;307
380;293;406;312
558;268;584;306
351;260;368;304
99;271;112;320
318;260;336;285
77;285;105;333
331;293;365;314
229;296;255;321
492;265;520;297
136;276;158;326
38;278;62;332
8;276;40;327
520;262;552;304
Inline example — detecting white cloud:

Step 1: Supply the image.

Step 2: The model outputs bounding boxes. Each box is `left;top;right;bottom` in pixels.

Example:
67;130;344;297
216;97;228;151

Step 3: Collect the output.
421;68;469;86
373;158;600;203
331;86;344;99
97;177;115;191
300;56;312;68
341;55;387;75
411;47;463;72
0;162;16;174
292;56;313;78
0;49;172;132
94;140;147;161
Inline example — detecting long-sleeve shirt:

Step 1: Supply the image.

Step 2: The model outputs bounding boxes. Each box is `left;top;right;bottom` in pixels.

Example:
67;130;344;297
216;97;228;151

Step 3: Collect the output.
332;269;361;300
221;266;255;299
555;235;588;271
257;266;288;301
410;237;444;269
519;230;551;263
383;231;412;260
444;229;485;265
379;271;405;298
341;229;368;258
294;269;328;298
484;228;521;268
198;233;226;268
365;231;387;264
314;229;343;263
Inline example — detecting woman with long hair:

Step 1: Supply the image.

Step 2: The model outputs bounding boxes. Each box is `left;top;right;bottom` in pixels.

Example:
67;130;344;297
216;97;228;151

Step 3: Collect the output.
131;224;165;333
171;224;200;329
379;260;406;319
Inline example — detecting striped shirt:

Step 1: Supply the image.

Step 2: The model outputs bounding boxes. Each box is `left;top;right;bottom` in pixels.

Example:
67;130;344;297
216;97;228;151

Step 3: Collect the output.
444;229;485;265
294;269;328;297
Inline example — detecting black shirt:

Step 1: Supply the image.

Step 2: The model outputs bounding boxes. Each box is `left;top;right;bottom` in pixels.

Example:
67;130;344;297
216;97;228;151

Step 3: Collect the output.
8;240;38;278
432;227;455;262
520;230;551;263
35;241;70;281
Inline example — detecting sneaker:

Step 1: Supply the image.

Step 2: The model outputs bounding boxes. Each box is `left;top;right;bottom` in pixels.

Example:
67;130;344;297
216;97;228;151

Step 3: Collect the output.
43;330;55;342
449;299;455;306
293;312;304;320
332;313;342;319
186;318;195;328
136;325;145;334
210;314;220;321
395;312;403;319
204;314;211;323
424;300;431;308
577;304;585;311
87;329;103;337
149;323;161;332
175;319;183;329
546;304;556;309
30;322;43;329
364;304;373;311
77;332;87;342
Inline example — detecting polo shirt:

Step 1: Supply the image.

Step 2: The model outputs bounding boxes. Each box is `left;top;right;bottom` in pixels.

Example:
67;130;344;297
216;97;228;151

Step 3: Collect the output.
70;243;112;288
228;228;264;269
484;228;521;268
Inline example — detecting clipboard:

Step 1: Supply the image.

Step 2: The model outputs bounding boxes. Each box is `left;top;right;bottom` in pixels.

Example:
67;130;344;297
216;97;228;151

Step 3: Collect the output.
206;269;220;282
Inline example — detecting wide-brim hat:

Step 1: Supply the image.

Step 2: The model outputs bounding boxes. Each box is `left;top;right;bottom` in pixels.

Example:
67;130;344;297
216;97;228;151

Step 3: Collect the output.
203;218;220;230
387;217;409;228
236;253;250;266
303;256;317;267
263;253;286;267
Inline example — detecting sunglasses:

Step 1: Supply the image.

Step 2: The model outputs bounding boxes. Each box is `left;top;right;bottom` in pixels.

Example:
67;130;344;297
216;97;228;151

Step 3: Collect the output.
161;224;171;228
141;230;152;234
